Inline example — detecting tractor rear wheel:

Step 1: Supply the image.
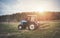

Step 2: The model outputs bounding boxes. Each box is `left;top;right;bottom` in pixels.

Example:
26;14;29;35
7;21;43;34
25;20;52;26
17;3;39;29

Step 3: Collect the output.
28;23;37;30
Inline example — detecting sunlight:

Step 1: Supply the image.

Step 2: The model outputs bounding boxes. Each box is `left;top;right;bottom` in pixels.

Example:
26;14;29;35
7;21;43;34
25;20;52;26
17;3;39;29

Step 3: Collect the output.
39;8;45;13
37;8;46;15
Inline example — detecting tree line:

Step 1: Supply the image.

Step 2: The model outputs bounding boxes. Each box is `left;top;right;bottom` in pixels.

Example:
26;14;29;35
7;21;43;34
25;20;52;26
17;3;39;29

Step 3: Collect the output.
0;12;60;22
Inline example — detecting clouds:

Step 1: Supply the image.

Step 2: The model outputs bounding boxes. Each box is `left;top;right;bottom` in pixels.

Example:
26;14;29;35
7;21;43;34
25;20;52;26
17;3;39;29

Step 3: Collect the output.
0;0;60;15
0;0;20;15
0;0;17;5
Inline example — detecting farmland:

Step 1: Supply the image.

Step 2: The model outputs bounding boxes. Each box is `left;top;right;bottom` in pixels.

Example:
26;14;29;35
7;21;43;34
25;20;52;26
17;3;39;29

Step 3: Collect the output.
0;21;60;38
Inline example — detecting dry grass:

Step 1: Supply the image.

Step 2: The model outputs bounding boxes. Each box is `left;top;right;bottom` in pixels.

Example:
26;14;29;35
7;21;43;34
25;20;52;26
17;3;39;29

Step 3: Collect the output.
0;21;60;38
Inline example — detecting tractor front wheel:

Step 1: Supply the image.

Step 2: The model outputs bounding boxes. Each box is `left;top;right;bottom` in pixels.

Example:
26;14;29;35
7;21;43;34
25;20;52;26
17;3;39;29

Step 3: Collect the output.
18;25;23;30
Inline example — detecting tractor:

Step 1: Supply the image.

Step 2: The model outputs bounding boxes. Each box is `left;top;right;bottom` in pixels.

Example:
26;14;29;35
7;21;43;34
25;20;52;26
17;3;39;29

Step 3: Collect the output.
18;15;40;30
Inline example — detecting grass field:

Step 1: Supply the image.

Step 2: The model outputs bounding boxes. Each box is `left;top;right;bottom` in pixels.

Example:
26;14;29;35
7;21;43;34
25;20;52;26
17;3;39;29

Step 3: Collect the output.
0;21;60;38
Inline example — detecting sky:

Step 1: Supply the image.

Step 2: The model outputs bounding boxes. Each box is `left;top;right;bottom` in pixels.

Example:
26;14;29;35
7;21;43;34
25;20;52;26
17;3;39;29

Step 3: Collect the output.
0;0;60;15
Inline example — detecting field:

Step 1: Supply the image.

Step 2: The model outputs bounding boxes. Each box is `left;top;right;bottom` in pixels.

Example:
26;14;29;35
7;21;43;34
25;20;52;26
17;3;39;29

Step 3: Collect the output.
0;21;60;38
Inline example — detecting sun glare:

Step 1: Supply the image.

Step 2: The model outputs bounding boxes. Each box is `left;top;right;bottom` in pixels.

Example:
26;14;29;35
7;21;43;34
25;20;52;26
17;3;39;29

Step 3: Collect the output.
39;8;45;12
37;8;46;15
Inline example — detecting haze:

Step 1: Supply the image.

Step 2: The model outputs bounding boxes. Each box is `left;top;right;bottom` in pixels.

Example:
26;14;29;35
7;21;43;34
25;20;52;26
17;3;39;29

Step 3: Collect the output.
0;0;60;15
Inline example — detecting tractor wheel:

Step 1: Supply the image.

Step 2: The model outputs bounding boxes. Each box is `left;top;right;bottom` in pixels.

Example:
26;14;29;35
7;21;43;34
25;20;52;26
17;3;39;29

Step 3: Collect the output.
28;23;37;30
18;25;23;30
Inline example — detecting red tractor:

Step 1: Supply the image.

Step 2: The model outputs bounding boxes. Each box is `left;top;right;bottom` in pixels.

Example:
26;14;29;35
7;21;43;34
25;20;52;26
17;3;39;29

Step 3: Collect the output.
18;15;40;30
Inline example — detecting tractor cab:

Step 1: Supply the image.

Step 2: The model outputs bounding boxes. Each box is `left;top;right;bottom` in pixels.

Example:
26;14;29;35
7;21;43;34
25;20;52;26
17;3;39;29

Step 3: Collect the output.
27;15;37;22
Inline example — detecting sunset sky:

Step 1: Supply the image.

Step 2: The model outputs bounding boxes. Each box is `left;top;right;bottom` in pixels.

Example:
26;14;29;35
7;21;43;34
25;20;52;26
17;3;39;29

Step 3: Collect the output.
0;0;60;15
